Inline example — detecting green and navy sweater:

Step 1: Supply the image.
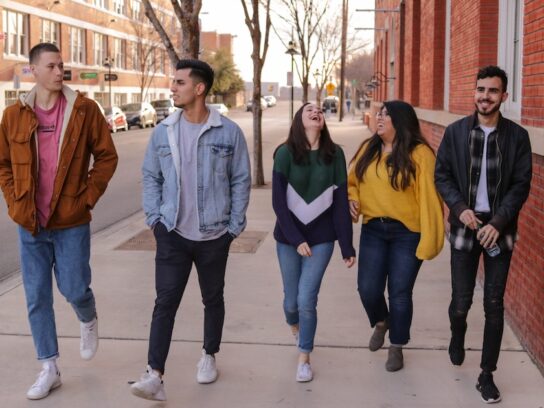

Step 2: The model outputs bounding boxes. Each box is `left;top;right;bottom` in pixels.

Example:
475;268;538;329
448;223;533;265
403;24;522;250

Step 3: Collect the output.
272;144;355;259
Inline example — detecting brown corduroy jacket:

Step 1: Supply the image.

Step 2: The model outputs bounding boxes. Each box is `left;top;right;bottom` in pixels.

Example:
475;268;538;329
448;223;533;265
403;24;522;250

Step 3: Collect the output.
0;85;118;234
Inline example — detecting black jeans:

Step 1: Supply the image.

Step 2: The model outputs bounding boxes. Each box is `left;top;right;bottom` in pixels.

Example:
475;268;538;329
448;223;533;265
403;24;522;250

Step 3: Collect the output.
148;223;233;373
449;243;513;372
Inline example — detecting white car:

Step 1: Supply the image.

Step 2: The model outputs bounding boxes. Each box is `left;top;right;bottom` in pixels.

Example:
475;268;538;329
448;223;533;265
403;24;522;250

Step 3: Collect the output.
208;103;229;116
264;95;277;107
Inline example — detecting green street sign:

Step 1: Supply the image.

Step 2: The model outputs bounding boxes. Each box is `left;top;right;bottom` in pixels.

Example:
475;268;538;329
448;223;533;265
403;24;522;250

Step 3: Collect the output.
80;72;98;79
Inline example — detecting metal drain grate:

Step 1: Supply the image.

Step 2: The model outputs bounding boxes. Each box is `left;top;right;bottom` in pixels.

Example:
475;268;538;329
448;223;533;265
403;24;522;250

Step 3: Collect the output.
115;229;268;253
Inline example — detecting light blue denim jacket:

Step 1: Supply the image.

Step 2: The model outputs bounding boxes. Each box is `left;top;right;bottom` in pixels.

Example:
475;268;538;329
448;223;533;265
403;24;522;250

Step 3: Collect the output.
142;108;251;237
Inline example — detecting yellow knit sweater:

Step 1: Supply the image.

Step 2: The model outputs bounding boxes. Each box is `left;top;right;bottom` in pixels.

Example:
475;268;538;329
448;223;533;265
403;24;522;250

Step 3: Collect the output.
348;144;444;260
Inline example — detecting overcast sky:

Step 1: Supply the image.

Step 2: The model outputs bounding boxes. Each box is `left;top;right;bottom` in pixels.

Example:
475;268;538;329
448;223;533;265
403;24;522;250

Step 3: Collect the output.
200;0;375;86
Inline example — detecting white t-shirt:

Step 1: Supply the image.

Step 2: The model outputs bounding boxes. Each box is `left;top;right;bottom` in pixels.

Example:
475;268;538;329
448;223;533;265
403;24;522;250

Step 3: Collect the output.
474;125;496;212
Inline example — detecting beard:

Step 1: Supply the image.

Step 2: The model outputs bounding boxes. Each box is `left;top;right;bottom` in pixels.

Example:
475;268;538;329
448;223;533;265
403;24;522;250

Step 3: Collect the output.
475;99;501;116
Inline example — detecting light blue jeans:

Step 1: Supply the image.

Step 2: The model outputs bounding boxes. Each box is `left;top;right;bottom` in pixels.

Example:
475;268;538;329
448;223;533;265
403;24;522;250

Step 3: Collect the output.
18;224;96;360
276;241;334;353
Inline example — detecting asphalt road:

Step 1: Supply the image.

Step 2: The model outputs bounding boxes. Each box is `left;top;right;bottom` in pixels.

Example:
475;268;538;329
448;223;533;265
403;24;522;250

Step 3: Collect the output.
0;101;293;282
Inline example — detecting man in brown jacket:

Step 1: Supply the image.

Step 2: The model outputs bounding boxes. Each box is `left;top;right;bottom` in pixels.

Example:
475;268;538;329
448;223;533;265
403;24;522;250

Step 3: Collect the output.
0;43;117;400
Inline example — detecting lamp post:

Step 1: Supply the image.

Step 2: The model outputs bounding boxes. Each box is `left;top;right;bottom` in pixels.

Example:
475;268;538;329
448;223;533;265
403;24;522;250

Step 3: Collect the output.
285;40;299;122
103;56;114;108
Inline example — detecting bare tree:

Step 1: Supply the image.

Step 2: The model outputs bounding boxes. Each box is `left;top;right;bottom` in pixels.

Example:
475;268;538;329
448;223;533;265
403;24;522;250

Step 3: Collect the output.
315;12;370;108
129;19;162;102
241;0;272;186
272;0;328;103
141;0;202;63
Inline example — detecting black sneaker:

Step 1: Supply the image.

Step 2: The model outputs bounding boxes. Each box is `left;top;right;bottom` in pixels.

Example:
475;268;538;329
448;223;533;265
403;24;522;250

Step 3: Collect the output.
448;334;465;366
476;371;501;404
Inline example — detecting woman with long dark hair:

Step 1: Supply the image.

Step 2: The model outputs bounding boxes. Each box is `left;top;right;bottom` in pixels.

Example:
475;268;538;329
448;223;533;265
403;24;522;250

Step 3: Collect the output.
348;100;444;371
273;103;356;382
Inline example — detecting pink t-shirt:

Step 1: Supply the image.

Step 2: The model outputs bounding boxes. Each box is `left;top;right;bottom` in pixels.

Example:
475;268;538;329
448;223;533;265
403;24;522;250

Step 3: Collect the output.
34;94;67;227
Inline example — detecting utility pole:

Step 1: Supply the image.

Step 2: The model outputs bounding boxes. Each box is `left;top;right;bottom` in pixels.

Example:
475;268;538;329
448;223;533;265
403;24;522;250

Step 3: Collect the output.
339;0;348;121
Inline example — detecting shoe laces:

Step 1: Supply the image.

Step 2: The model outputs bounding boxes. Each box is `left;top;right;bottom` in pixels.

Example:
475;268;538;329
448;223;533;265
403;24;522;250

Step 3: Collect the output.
31;368;55;389
81;321;96;346
198;354;214;371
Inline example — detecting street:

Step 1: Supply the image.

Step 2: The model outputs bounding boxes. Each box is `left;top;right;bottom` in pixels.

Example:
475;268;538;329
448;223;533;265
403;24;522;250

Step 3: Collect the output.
0;101;300;282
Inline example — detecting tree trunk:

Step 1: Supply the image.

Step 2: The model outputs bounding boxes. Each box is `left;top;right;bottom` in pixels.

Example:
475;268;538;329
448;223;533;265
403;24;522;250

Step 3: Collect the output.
252;57;264;185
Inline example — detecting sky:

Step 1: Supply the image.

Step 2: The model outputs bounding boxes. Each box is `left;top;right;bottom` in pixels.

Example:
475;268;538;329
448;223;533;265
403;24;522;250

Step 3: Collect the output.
200;0;375;86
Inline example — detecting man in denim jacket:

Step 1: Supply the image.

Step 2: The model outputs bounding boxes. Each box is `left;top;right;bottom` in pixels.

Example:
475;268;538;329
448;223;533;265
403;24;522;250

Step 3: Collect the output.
131;59;251;401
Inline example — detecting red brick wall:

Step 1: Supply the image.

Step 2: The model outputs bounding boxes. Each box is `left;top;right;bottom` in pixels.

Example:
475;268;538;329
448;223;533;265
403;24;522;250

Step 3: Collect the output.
402;0;421;106
449;0;498;114
419;0;446;110
505;155;544;369
522;0;544;127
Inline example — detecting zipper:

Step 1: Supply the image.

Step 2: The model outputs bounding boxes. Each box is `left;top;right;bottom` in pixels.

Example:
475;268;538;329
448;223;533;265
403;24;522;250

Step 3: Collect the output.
492;131;502;214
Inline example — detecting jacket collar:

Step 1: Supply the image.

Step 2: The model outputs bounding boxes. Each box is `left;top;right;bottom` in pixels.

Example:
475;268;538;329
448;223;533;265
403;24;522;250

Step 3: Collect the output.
160;105;223;128
20;85;78;110
468;110;505;133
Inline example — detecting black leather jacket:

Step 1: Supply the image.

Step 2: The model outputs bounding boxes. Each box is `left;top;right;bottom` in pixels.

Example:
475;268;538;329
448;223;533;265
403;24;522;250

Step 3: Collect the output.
435;112;532;235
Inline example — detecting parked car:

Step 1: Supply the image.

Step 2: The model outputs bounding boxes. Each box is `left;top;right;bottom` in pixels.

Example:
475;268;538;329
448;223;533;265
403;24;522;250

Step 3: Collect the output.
208;103;229;116
150;99;177;122
121;102;157;128
104;106;128;133
245;97;268;112
264;95;277;107
322;96;339;113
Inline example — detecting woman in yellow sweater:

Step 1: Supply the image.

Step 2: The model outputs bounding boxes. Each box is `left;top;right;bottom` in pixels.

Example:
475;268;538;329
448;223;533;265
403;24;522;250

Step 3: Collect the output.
348;100;444;371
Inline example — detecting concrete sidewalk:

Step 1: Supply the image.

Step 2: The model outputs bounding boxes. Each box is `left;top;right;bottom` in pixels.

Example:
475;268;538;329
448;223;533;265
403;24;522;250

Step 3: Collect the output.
0;116;543;407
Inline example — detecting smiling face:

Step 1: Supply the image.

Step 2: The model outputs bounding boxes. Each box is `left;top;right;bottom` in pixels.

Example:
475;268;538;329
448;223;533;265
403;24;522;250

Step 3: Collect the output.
301;103;324;131
31;51;64;92
376;106;395;143
474;76;508;117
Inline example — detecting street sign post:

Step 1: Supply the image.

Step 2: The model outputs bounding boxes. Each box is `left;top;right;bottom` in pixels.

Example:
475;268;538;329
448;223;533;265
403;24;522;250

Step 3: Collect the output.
104;74;118;81
80;72;98;79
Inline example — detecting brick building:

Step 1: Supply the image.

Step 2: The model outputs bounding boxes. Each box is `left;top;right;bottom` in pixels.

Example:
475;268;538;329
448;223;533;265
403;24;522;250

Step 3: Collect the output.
0;0;179;112
370;0;544;370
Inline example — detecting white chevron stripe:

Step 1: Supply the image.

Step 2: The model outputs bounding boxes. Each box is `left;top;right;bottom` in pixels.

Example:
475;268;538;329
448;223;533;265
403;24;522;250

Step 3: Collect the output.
286;184;337;225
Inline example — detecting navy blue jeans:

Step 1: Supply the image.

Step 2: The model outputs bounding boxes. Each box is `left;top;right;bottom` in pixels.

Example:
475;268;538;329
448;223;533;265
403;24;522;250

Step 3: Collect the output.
357;219;422;345
449;245;513;372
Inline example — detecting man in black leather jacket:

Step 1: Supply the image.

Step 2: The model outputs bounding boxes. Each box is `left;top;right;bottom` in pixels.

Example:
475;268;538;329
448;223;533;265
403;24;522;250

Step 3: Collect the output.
435;65;532;404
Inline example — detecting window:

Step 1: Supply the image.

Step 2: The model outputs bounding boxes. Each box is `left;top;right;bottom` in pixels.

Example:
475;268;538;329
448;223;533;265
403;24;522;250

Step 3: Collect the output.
131;42;141;71
114;93;127;106
5;90;18;107
113;0;125;15
2;10;29;57
41;19;59;46
94;33;107;66
157;49;165;74
132;93;141;103
114;38;126;69
93;0;108;8
498;0;523;119
70;27;86;64
94;92;108;108
131;0;141;20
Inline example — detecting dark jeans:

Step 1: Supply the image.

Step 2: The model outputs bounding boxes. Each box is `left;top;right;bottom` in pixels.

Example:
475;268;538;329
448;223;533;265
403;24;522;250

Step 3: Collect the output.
449;244;512;372
148;223;232;373
357;219;423;345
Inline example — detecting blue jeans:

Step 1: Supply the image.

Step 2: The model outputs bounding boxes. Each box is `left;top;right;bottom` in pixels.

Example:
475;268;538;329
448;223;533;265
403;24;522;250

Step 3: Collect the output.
276;241;334;353
18;224;96;360
357;219;422;345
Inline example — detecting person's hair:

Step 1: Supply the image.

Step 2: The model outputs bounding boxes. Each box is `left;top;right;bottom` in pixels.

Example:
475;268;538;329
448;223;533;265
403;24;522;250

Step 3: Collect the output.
476;65;508;93
350;100;432;191
29;43;60;64
274;103;336;165
175;59;214;95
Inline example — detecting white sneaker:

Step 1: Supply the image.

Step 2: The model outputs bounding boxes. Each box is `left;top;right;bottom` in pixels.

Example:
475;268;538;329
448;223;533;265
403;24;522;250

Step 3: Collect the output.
130;366;166;401
26;367;62;400
296;362;313;382
196;350;218;384
80;317;98;360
